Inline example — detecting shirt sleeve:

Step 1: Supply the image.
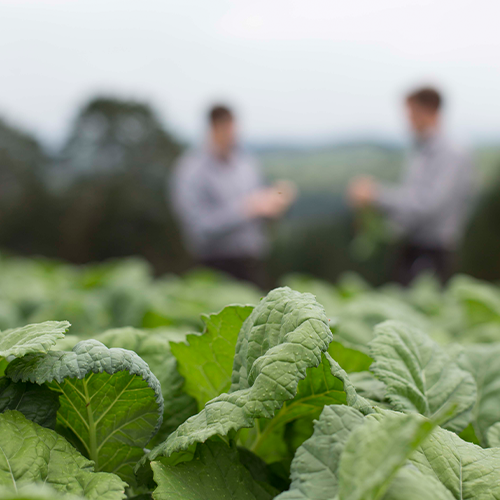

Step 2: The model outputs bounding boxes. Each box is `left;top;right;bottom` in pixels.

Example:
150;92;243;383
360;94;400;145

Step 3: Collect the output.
373;149;462;231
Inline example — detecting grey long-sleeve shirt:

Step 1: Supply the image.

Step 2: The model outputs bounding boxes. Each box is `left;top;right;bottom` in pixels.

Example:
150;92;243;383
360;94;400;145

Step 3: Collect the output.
170;147;268;259
374;131;474;249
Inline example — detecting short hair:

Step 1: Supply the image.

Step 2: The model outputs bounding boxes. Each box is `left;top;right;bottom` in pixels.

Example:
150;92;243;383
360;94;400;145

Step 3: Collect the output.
406;87;442;112
208;105;234;125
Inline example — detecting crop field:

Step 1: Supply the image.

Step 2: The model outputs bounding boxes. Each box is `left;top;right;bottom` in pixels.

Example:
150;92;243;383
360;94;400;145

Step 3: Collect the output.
2;254;500;499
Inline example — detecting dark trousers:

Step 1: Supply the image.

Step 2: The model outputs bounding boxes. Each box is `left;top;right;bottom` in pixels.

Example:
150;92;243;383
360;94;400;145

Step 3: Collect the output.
394;243;455;286
200;256;267;289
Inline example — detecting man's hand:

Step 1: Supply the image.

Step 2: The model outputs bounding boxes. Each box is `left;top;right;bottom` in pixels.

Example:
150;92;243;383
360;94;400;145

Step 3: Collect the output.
244;181;297;219
348;176;377;208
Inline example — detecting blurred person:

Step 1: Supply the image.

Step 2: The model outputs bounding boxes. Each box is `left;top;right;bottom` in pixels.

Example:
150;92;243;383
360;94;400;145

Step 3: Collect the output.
171;105;296;288
348;87;474;285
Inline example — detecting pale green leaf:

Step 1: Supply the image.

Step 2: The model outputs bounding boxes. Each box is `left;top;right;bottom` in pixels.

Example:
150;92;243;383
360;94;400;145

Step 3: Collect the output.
0;410;126;500
246;352;348;459
487;422;500;448
382;466;455;500
276;405;365;500
6;340;163;485
409;424;500;499
0;484;85;499
338;410;435;500
170;305;254;408
151;440;274;500
454;343;500;446
95;327;197;444
369;321;476;432
142;287;332;462
0;321;70;359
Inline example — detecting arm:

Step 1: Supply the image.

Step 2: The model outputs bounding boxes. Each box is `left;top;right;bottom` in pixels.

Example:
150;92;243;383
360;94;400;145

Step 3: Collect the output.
374;150;461;226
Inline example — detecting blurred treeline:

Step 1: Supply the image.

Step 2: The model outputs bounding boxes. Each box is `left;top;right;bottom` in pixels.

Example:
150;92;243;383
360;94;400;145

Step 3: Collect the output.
1;96;500;285
0;98;189;275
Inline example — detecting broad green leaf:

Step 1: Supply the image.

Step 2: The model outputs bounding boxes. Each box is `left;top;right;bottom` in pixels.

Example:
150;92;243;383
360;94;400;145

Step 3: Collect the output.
369;321;476;432
338;410;435;500
142;287;332;462
0;377;59;428
0;321;70;359
327;340;373;373
95;327;197;444
487;422;500;447
6;340;164;485
0;358;9;377
448;274;500;326
325;353;375;415
348;371;387;403
248;353;347;457
454;343;500;446
276;405;365;499
0;410;126;500
170;305;254;408
151;440;275;500
382;466;454;500
0;484;85;499
409;423;500;499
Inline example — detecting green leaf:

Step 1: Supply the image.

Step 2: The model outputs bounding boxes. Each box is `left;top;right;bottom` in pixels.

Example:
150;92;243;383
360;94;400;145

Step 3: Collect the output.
369;321;477;432
348;371;387;403
338;410;435;500
170;305;254;408
0;484;85;499
382;466;455;500
0;377;59;428
248;353;347;457
0;410;126;500
487;422;500;447
324;354;375;415
95;327;198;444
151;440;275;500
142;287;332;462
0;321;70;359
276;405;365;500
6;340;164;485
454;343;500;446
409;423;500;498
327;340;373;373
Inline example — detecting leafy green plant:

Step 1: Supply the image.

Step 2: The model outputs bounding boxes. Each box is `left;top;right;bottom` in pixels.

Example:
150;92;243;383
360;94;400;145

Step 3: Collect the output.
6;340;164;485
5;263;500;499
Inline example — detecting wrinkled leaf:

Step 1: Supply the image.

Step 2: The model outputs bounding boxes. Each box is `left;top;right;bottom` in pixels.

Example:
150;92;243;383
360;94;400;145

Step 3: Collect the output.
276;405;365;499
369;321;476;432
151;440;275;500
338;409;435;500
409;423;500;498
0;321;70;359
454;343;500;446
95;327;197;444
142;288;332;463
6;340;163;485
0;410;126;500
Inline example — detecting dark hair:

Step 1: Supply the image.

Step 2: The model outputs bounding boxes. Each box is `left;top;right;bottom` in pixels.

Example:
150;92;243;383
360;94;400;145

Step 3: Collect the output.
208;105;234;125
406;87;442;112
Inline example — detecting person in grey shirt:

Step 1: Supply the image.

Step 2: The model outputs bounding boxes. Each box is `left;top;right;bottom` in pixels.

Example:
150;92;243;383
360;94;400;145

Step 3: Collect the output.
170;105;295;287
349;87;474;285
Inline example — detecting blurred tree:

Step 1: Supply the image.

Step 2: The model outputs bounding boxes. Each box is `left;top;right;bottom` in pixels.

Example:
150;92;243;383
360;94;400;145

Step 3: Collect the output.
50;97;188;273
0;118;56;254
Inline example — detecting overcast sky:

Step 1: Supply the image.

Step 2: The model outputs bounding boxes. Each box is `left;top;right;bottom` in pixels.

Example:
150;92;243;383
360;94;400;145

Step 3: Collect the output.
1;0;499;147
